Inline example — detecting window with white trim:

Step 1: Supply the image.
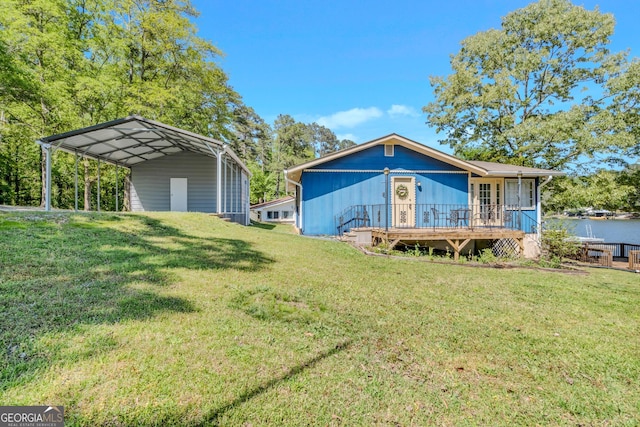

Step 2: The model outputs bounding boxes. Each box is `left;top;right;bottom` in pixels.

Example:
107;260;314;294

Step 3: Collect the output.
505;179;535;209
384;144;394;157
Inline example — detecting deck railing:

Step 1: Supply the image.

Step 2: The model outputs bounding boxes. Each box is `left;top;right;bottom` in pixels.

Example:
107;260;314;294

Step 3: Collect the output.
335;203;538;235
581;242;640;261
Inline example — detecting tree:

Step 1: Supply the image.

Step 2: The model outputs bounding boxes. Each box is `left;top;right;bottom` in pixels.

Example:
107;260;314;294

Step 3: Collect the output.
423;0;628;171
247;163;275;204
230;105;271;163
617;163;640;211
544;170;637;213
307;122;339;157
601;60;640;162
0;0;239;209
271;115;314;196
337;138;356;151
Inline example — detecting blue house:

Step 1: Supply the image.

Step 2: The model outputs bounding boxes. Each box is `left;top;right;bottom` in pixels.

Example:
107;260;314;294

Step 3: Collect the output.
285;134;563;257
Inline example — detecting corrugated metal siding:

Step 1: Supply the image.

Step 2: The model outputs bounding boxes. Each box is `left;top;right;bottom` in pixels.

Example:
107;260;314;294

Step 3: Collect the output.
222;159;241;212
130;151;216;212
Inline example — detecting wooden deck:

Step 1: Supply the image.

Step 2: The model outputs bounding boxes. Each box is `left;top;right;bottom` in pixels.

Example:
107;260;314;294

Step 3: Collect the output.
370;227;525;260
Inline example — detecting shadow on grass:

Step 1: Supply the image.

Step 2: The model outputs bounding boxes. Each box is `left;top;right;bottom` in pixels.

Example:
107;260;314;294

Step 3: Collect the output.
250;220;276;230
0;213;273;391
194;339;352;426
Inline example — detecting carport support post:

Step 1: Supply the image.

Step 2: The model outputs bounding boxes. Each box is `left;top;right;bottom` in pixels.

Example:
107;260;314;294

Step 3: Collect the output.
42;142;52;212
115;164;119;212
97;159;101;212
216;148;222;214
223;157;227;213
74;153;78;211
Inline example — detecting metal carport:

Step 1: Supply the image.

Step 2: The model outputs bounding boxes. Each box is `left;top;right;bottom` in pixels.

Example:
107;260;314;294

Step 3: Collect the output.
37;115;251;224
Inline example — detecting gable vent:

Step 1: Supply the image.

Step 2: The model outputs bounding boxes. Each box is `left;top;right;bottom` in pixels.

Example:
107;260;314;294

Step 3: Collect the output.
384;144;394;157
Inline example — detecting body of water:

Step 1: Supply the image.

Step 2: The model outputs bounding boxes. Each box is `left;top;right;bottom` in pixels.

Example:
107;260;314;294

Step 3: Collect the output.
551;218;640;245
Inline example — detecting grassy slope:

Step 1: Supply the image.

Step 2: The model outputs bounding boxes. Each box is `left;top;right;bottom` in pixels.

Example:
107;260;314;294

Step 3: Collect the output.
1;212;639;426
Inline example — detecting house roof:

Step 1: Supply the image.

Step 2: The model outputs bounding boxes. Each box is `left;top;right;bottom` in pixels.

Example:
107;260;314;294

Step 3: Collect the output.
250;196;295;210
284;133;563;182
467;161;564;178
39;115;251;175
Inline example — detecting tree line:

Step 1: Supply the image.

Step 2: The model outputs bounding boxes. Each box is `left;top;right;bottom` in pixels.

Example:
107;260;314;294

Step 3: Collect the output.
0;0;352;210
424;0;640;212
2;0;639;213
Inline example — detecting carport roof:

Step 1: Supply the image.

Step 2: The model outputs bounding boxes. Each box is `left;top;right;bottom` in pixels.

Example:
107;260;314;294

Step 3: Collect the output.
39;115;249;174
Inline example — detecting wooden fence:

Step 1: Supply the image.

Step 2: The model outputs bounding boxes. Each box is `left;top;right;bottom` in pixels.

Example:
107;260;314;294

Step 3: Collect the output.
630;250;640;270
579;243;613;267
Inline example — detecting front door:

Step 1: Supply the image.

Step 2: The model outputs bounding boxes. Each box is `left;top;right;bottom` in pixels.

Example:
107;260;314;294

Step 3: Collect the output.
170;178;188;212
392;176;415;228
470;178;502;226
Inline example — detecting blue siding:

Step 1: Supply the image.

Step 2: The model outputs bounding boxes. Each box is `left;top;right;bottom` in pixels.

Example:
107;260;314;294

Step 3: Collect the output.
299;144;542;235
301;144;470;235
311;145;462;171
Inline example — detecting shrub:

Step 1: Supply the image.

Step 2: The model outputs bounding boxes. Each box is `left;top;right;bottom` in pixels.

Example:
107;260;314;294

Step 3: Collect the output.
541;221;581;263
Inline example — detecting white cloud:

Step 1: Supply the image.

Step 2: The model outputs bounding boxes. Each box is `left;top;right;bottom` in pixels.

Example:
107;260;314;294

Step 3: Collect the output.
317;107;383;129
387;104;420;118
336;133;358;142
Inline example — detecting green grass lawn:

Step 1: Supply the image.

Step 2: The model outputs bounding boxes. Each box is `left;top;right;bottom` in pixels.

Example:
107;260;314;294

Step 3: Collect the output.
1;212;639;426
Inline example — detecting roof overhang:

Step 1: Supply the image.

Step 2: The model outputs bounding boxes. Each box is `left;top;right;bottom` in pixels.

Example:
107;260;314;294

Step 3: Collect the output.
284;134;489;183
38;115;251;176
284;134;564;182
467;161;565;178
250;196;295;210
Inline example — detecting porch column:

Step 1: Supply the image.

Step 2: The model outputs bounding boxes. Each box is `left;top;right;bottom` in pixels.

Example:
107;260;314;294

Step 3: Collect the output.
517;171;522;229
384;167;390;231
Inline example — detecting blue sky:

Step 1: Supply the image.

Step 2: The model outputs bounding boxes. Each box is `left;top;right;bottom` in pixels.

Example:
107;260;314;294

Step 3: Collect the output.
191;0;640;151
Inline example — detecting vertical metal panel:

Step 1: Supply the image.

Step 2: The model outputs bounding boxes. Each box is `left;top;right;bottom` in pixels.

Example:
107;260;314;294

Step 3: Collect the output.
130;151;217;212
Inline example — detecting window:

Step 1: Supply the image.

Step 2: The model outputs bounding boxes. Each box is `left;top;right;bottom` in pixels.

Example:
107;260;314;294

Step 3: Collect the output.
282;211;290;219
384;144;394;157
267;211;279;220
505;179;535;209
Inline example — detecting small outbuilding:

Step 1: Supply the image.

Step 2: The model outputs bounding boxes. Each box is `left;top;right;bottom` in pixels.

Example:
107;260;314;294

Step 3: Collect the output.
250;196;295;223
38;115;251;225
